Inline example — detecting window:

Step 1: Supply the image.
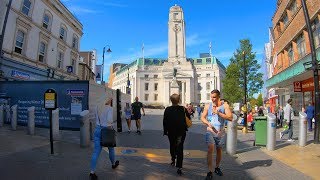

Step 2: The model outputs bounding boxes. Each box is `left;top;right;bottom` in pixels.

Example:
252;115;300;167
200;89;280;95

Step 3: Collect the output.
22;0;31;16
297;34;306;58
154;83;158;91
145;94;149;101
144;74;149;78
312;18;320;48
154;94;158;101
196;59;202;63
43;14;50;29
173;12;178;20
206;58;211;63
276;23;281;35
57;52;64;68
59;27;66;40
206;82;210;90
38;42;46;63
72;35;78;49
197;74;201;77
198;83;201;90
197;94;201;101
287;45;294;65
206;73;210;77
283;13;289;27
145;83;149;91
207;93;210;100
15;30;24;54
289;0;297;15
154;74;158;79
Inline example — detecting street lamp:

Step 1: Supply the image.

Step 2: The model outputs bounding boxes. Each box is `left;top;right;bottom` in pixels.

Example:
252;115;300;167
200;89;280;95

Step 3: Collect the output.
242;51;248;134
101;45;112;84
301;0;320;143
126;67;131;94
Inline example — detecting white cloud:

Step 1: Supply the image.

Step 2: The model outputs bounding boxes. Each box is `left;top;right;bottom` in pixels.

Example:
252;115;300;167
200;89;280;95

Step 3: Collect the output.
215;50;234;59
68;6;99;14
100;2;128;8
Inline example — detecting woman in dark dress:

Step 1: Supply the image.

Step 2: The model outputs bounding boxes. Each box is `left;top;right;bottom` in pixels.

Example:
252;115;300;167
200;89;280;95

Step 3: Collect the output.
163;93;190;176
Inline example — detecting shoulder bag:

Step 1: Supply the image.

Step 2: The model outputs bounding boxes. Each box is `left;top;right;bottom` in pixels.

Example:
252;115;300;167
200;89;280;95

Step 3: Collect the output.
184;107;192;128
97;108;116;147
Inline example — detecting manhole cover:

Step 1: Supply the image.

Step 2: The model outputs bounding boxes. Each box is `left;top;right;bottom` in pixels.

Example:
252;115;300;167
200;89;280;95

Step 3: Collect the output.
121;149;137;155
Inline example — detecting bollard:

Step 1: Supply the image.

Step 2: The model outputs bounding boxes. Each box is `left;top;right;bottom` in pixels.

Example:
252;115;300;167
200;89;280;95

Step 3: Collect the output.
11;105;18;130
267;113;276;151
52;108;60;140
28;106;35;135
299;112;307;147
227;114;238;155
0;105;3;127
80;110;90;148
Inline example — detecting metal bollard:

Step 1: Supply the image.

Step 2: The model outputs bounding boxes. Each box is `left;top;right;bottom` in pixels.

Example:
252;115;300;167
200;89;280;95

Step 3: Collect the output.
80;110;90;148
299;112;307;147
267;113;276;151
52;108;60;140
11;105;18;130
28;106;35;135
0;105;3;127
227;114;238;155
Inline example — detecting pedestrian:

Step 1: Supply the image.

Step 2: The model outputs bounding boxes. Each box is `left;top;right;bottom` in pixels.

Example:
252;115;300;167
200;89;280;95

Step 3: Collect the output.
280;98;295;142
196;104;202;119
131;96;145;135
124;102;132;133
187;104;195;118
201;89;233;179
163;93;189;176
278;106;284;127
304;101;315;132
89;97;119;180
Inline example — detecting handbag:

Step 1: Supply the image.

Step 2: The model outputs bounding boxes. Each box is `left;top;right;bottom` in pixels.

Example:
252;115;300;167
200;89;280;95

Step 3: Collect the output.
184;107;192;128
97;108;116;147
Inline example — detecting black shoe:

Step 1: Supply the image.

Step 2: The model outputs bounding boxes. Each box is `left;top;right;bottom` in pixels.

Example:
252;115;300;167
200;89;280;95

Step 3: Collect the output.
177;168;182;176
112;160;119;169
89;173;98;180
214;167;223;176
170;161;175;167
206;171;213;180
137;130;141;135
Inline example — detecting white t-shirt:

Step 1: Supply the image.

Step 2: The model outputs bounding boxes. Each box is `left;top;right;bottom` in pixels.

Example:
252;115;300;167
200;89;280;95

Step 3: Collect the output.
95;105;113;127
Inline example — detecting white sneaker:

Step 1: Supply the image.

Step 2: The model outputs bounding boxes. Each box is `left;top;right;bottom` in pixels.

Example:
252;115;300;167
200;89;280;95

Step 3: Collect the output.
287;139;294;142
279;132;284;139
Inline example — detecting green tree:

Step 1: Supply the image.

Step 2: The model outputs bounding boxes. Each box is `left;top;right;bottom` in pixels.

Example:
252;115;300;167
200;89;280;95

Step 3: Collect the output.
222;39;264;103
257;93;263;107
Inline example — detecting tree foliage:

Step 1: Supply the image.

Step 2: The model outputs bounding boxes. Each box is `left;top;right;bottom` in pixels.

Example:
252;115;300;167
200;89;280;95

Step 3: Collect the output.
222;39;264;103
257;93;263;107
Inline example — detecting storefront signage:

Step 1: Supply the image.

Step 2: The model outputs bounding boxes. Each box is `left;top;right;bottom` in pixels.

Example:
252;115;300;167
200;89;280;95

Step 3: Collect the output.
293;81;302;92
11;70;30;80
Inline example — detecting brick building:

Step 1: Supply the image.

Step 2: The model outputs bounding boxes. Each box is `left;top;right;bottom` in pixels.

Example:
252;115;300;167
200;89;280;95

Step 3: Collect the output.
266;0;320;112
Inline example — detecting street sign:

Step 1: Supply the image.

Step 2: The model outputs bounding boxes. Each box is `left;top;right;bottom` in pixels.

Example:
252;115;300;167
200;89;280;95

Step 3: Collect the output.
44;89;57;110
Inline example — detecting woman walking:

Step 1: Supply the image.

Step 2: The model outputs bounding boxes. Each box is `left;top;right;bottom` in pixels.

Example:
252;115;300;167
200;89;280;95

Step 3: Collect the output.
89;97;119;180
163;94;189;175
124;102;132;133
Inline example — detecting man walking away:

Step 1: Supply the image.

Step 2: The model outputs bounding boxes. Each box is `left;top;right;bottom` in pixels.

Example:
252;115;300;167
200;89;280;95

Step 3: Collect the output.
280;99;295;142
305;101;315;132
131;97;145;135
201;89;233;179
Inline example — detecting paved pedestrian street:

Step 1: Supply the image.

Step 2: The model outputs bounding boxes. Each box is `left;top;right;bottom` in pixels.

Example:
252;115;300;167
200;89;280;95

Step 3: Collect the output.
0;109;318;180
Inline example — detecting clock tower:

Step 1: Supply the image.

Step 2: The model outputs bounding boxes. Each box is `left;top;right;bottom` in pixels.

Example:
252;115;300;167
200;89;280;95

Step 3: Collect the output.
168;5;186;63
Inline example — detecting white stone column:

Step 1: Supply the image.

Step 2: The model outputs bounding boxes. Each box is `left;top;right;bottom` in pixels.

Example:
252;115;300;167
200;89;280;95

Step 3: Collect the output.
182;81;185;104
11;105;17;130
186;80;191;104
0;105;3;127
52;108;60;140
28;106;35;135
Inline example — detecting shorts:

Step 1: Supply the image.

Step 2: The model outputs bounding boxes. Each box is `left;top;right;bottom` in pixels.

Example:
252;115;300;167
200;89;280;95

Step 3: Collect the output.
125;115;131;120
205;131;226;148
131;114;141;120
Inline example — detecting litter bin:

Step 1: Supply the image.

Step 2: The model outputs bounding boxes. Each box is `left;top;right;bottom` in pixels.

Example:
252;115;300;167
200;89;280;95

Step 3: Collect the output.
254;116;267;146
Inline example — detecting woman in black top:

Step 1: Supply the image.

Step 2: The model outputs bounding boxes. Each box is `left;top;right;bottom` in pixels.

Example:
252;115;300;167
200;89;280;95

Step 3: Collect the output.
163;93;189;176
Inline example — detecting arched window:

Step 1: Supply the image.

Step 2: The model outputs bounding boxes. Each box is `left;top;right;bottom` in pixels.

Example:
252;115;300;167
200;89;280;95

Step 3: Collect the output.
59;24;67;41
42;11;53;30
21;0;32;16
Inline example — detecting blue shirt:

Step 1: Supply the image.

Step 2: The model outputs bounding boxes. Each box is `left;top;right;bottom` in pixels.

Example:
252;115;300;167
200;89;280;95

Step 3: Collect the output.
207;102;225;131
305;105;315;119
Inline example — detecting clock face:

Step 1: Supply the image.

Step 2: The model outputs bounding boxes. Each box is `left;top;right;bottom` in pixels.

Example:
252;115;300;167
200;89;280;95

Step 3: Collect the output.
173;25;181;32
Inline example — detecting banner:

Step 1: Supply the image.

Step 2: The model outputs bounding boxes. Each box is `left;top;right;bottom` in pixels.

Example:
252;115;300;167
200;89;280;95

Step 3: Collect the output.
95;65;102;82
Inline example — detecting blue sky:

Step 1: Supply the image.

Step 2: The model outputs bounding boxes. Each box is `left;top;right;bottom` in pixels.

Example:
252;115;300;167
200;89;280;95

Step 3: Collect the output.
61;0;276;81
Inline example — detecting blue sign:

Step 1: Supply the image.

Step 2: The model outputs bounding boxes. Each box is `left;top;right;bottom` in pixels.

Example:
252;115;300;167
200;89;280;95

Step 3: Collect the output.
11;70;30;80
0;81;89;130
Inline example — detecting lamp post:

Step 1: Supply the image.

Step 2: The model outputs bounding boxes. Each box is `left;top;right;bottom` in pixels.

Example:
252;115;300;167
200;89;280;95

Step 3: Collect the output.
126;68;131;94
101;45;112;84
242;51;248;133
301;0;320;143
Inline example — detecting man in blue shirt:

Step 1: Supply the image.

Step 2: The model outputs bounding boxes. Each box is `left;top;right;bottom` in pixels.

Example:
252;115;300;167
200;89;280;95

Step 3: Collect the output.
305;101;315;132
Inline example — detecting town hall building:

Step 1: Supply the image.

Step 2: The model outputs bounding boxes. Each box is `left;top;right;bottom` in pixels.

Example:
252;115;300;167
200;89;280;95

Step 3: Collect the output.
108;5;226;106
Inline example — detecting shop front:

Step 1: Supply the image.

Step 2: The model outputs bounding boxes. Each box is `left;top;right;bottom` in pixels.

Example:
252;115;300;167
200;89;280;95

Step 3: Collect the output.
293;76;320;108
